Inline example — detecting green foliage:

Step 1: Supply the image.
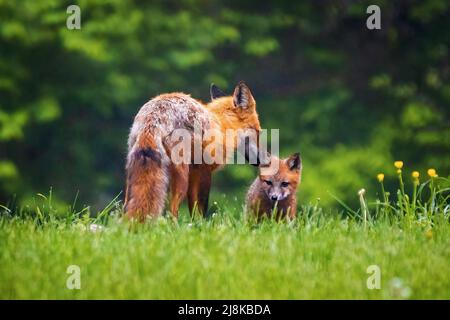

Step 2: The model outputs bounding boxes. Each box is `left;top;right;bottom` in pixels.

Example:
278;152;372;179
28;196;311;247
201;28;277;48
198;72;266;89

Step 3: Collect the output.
0;0;449;209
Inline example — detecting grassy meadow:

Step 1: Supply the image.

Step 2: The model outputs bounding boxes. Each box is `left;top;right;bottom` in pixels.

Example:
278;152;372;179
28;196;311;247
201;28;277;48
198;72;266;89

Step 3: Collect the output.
0;166;449;300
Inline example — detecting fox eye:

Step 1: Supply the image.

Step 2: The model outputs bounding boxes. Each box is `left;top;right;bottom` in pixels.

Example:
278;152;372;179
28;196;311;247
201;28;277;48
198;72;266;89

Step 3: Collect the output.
264;180;272;186
281;182;289;187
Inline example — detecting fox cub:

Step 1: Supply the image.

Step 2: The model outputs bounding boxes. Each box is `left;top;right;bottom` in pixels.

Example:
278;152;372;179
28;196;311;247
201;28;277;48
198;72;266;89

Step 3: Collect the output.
246;153;302;219
125;81;262;221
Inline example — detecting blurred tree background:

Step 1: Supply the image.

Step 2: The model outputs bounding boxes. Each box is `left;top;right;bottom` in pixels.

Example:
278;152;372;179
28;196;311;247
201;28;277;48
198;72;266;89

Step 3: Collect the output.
0;0;449;210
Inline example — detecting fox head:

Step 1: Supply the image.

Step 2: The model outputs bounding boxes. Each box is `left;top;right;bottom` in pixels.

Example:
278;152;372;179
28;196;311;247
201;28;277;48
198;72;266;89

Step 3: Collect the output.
258;153;302;202
207;81;263;165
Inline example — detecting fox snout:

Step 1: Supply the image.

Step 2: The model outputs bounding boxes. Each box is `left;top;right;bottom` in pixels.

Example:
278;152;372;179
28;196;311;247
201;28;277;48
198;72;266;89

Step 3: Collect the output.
267;188;289;202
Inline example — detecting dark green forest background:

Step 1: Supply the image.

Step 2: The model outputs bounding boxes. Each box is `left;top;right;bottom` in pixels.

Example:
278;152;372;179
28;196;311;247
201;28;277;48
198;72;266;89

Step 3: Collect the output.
0;0;449;210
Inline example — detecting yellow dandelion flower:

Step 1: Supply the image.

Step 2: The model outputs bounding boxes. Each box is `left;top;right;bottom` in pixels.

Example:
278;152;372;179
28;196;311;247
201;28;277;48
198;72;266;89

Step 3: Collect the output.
412;171;419;179
425;229;433;239
394;161;403;169
427;168;437;178
377;173;385;182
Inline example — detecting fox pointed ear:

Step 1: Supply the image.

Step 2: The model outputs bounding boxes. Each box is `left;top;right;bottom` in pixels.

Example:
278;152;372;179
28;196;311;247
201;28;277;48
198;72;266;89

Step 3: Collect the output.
210;83;226;100
233;81;255;109
287;153;302;171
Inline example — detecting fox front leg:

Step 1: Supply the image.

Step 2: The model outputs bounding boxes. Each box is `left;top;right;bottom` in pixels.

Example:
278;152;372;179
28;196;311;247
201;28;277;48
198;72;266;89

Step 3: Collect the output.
187;165;212;217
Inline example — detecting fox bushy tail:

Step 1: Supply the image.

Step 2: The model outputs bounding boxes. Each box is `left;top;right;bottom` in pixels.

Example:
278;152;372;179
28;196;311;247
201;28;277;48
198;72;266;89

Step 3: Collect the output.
124;135;168;221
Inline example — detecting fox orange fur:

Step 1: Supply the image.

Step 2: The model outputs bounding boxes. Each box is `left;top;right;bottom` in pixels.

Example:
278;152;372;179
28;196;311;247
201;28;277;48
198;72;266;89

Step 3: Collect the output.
125;81;261;221
246;153;302;220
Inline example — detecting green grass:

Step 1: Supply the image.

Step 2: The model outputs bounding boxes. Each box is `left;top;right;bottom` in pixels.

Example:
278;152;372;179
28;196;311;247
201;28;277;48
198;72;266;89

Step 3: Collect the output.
0;173;449;299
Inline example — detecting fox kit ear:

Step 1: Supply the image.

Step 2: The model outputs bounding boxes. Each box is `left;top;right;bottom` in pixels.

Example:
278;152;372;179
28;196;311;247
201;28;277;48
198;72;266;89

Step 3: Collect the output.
210;83;226;100
287;153;302;171
233;81;255;109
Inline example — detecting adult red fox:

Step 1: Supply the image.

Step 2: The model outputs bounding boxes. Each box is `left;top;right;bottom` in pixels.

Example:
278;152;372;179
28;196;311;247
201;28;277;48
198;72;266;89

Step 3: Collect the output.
246;153;302;220
125;82;262;221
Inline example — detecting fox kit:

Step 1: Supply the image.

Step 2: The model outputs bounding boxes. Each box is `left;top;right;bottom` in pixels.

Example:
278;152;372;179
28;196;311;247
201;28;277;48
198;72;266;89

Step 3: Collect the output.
246;153;302;220
125;81;262;221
